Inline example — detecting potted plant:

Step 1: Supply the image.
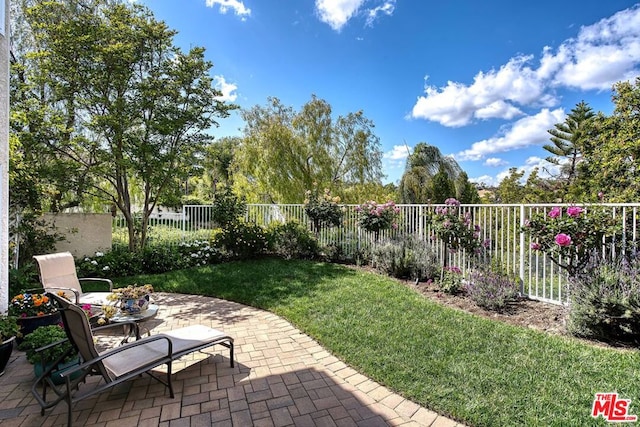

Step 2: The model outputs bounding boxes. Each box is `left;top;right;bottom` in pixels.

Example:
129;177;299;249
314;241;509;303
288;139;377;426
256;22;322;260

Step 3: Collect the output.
8;292;61;341
17;324;79;385
0;314;20;375
108;284;154;314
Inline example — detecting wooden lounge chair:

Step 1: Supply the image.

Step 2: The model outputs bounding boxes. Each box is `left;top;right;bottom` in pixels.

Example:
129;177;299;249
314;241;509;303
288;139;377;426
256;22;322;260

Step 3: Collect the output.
33;252;114;307
32;292;234;426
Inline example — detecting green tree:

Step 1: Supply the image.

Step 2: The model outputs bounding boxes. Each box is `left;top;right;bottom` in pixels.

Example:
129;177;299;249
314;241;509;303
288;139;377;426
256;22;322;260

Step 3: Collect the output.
398;143;461;203
495;168;524;203
235;95;383;203
544;101;595;200
17;0;236;250
578;78;640;202
429;164;456;204
455;172;480;204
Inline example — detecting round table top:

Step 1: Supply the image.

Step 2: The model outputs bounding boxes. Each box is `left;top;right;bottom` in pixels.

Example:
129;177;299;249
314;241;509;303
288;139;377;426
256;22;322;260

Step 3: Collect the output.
108;304;159;323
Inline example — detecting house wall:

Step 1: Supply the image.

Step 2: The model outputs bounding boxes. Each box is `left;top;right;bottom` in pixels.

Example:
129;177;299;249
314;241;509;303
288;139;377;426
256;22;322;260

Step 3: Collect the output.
43;213;112;258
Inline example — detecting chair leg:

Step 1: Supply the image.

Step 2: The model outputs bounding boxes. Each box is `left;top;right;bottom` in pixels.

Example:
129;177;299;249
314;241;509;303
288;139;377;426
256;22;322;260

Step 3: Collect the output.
167;362;174;399
229;342;234;368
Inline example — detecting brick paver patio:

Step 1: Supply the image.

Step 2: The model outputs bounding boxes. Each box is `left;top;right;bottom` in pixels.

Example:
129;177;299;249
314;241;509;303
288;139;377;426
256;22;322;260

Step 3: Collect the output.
0;293;464;426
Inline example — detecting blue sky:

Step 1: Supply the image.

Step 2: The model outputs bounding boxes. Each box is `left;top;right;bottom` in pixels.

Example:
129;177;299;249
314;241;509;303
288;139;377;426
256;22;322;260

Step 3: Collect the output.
138;0;640;186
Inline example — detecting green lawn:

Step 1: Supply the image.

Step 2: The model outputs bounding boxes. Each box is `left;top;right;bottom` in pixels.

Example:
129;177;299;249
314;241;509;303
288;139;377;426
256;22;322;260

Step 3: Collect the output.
115;258;639;427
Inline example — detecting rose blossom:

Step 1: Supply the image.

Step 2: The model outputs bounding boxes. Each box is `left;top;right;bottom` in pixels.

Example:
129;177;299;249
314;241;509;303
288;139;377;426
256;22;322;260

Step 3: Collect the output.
555;233;572;247
530;242;541;250
566;206;583;217
548;207;562;219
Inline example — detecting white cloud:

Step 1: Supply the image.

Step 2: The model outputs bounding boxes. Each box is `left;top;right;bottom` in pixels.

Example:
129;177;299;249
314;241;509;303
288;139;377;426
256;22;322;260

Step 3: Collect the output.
412;5;640;126
213;75;238;102
315;0;396;31
366;1;395;27
412;56;555;127
383;144;411;165
206;0;251;20
456;108;565;161
484;157;508;167
551;5;640;90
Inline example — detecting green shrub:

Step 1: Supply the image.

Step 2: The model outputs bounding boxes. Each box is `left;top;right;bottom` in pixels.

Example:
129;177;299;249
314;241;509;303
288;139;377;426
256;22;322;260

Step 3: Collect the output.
77;247;143;278
372;237;439;280
568;256;640;344
438;266;464;294
211;221;268;260
466;268;520;311
18;325;75;365
212;187;247;227
266;221;320;260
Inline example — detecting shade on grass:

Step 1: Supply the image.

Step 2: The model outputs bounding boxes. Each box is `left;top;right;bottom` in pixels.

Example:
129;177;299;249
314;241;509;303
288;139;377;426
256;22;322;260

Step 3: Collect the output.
116;258;640;426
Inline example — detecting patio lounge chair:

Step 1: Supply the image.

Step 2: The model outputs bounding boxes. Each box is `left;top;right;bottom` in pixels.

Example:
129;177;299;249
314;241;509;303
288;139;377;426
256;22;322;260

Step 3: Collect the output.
32;292;234;426
33;251;113;307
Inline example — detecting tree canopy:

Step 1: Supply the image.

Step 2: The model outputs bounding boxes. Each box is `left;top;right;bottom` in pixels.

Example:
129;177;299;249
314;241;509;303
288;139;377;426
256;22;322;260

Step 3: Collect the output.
234;95;384;203
11;0;236;250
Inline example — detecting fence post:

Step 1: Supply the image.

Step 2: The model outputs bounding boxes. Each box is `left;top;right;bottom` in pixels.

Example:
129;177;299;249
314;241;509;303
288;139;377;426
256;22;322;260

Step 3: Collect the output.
519;204;526;294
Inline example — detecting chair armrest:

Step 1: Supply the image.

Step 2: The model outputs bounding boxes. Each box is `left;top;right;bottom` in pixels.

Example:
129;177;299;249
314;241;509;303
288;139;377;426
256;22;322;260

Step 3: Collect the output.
42;287;80;304
79;278;113;291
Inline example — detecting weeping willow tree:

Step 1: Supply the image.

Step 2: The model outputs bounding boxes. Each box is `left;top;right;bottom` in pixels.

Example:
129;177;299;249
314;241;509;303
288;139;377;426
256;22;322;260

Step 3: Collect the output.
398;143;463;204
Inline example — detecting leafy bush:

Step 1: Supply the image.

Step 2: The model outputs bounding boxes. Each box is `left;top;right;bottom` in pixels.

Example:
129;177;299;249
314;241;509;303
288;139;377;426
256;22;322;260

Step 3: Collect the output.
211;221;268;260
18;325;75;365
372;237;439;280
430;198;482;256
568;256;640;344
466;268;520;311
438;266;464;294
523;204;619;277
303;185;343;233
176;240;223;267
356;200;400;234
77;248;143;278
212;187;247;227
266;221;320;260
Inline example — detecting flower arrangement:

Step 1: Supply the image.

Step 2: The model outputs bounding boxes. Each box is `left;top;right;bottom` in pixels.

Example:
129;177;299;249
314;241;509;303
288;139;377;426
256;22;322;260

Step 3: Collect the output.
107;284;154;301
523;203;619;277
356;200;400;234
303;185;343;233
8;293;58;318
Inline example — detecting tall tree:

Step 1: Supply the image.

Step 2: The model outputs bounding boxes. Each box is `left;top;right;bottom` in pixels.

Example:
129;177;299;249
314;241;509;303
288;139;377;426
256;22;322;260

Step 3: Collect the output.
495;168;524;203
429;164;456;204
15;0;236;250
455;172;480;204
544;101;595;200
398;143;461;203
579;78;640;202
235;95;383;203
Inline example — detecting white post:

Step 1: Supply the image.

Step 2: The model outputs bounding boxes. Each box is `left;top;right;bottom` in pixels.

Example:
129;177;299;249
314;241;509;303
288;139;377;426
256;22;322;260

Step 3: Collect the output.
0;0;9;313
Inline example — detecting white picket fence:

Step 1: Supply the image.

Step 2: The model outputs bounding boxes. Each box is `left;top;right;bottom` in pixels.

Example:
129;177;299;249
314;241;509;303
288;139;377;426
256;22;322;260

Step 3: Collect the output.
114;203;640;305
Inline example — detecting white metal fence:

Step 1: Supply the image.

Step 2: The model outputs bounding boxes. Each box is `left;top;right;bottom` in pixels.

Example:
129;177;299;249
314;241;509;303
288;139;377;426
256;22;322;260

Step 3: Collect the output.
113;203;640;305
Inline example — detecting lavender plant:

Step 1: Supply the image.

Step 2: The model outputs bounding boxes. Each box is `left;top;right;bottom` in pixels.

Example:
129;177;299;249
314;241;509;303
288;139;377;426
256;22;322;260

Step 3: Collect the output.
466;268;520;312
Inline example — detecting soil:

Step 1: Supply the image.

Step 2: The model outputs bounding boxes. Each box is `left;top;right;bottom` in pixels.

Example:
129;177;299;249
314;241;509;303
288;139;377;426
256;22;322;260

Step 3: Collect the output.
407;278;570;336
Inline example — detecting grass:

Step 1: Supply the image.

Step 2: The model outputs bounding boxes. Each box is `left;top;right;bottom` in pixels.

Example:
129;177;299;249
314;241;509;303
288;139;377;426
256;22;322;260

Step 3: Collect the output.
115;258;639;426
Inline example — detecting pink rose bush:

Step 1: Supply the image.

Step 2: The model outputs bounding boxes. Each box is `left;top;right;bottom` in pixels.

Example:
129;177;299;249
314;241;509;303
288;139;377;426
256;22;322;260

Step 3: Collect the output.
431;198;483;256
356;200;400;235
523;203;619;276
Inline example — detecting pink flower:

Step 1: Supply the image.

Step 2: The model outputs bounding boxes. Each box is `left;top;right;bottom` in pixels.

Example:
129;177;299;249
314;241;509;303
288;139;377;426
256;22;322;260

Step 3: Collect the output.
548;207;562;219
555;233;572;247
566;206;583;217
530;242;541;250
